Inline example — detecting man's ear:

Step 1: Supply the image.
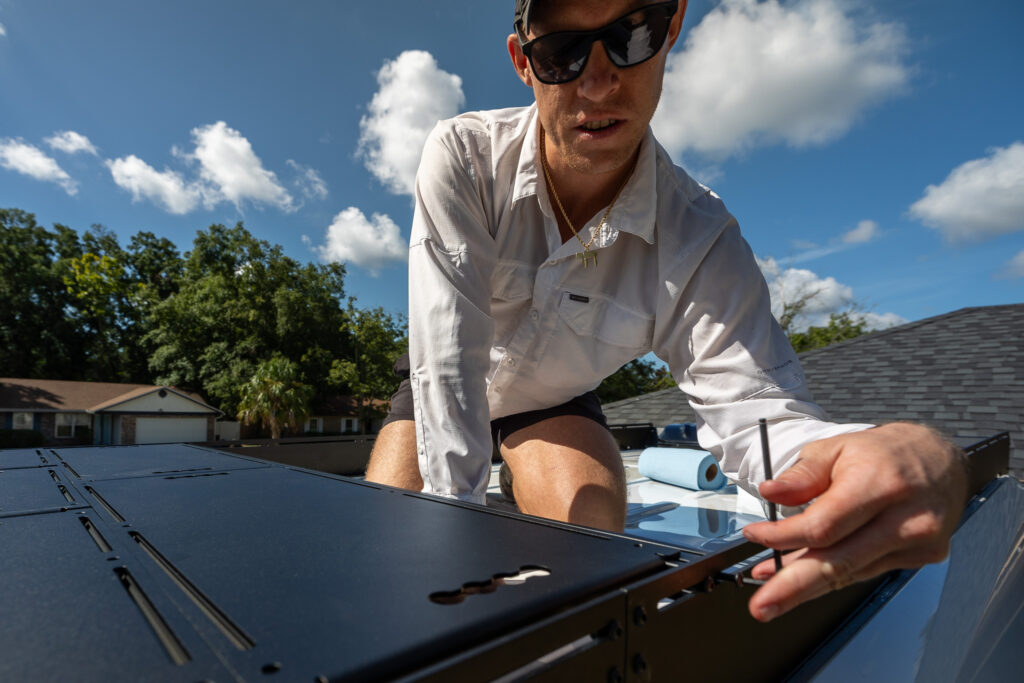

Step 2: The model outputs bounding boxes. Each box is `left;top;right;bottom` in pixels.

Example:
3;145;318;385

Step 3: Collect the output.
507;33;534;87
665;0;688;51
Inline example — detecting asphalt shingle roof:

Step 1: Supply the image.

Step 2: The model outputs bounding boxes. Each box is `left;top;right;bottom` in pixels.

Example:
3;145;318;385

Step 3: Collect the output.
0;378;212;413
603;304;1024;478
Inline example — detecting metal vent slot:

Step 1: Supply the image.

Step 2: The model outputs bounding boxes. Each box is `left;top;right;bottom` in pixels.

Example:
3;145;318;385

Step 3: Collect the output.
48;470;62;483
37;450;49;464
78;516;113;552
164;472;228;480
50;449;62;460
57;484;75;503
113;567;191;665
62;461;81;478
130;532;254;651
153;467;213;475
84;486;126;523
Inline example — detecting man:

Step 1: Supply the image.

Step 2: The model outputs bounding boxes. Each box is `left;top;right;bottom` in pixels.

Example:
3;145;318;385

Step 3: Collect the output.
366;0;967;623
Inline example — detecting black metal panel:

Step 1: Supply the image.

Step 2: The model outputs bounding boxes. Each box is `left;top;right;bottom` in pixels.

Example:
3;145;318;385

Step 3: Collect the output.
404;590;628;682
0;466;88;516
622;571;885;683
0;511;232;682
83;467;666;681
0;447;52;469
961;431;1010;495
54;443;267;481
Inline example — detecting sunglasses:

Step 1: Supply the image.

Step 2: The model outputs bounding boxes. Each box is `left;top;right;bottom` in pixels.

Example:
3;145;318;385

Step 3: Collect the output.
519;1;679;85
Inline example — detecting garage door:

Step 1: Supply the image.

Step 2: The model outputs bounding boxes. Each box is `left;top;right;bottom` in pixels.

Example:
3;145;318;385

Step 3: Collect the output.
135;417;208;444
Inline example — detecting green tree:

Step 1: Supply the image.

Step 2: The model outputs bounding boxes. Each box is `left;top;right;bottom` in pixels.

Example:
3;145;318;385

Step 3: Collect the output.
237;356;314;439
788;312;867;353
0;209;83;378
147;222;350;416
596;357;676;404
330;302;407;433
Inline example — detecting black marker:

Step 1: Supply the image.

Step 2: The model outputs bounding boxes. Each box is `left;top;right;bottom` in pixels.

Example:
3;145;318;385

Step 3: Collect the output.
759;418;784;573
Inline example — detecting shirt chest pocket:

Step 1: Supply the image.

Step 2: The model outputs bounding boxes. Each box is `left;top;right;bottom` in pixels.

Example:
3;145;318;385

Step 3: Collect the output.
531;291;654;392
557;292;655;351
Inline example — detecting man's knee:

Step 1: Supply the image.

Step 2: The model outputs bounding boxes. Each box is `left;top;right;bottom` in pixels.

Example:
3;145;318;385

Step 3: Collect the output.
365;420;422;491
501;415;625;531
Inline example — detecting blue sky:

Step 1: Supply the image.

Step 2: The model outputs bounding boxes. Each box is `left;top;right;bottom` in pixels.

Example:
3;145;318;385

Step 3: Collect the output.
1;0;1022;332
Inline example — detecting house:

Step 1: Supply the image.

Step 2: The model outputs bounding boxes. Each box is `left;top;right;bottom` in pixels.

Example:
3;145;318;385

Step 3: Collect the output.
0;378;221;447
299;394;388;436
602;304;1024;479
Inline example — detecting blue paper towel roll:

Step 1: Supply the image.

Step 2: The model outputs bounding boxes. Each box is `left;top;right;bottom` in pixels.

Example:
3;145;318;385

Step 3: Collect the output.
638;447;726;490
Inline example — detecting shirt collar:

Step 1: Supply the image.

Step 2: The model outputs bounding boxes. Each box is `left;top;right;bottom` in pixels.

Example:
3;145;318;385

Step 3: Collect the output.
511;105;658;245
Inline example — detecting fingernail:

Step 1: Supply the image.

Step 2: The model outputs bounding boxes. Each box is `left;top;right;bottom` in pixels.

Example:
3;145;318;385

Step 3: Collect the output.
759;604;780;622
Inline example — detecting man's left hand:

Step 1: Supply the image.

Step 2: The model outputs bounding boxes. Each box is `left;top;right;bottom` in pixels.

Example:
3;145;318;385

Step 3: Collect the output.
741;422;968;622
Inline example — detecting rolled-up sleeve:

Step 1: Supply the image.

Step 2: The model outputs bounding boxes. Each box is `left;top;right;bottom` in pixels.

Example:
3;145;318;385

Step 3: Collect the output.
653;195;873;500
408;123;497;504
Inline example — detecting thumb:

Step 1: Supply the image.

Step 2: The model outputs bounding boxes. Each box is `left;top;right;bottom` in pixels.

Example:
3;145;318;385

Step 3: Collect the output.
759;442;839;507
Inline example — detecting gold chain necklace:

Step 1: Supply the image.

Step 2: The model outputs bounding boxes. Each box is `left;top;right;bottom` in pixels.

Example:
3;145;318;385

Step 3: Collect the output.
539;127;633;269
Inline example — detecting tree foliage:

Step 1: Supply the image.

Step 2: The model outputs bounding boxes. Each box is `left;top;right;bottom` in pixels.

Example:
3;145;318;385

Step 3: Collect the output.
596;357;676;404
770;280;869;353
2;209;406;425
330;302;407;433
237;356;314;439
0;210;154;381
144;223;352;416
788;312;867;353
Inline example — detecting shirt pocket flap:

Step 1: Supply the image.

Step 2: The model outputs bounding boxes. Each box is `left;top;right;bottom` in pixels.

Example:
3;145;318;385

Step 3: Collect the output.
491;261;535;301
558;292;654;349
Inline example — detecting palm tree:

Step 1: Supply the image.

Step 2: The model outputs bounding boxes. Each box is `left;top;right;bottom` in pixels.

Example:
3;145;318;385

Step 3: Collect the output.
237;356;314;439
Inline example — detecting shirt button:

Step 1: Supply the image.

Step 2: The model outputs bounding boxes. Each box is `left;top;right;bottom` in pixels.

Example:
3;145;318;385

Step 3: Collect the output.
530;309;539;320
505;357;515;367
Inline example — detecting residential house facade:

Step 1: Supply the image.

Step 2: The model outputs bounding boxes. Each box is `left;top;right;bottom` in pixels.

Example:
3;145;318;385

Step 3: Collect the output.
0;378;221;447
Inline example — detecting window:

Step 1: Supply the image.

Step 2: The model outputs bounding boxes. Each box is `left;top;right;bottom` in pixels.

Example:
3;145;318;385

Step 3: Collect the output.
306;417;322;433
12;412;33;430
56;413;90;438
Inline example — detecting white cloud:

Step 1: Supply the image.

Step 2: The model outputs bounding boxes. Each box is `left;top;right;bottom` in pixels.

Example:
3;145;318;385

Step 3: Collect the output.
45;130;98;156
855;311;906;330
0;138;78;195
358;50;465;195
842;219;879;244
189;121;295;212
312;207;407;275
757;256;904;331
107;155;201;215
653;0;909;159
287;159;328;200
908;142;1024;242
1003;251;1024;279
0;22;7;37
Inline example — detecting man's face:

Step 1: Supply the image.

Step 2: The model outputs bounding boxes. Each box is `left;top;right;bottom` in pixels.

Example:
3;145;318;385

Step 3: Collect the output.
508;0;685;179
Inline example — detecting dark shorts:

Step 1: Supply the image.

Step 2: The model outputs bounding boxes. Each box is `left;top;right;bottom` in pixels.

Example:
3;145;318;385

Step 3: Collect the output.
382;353;609;445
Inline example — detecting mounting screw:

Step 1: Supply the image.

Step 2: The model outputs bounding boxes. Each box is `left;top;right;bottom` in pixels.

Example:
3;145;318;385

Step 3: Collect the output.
607;666;623;683
633;605;647;626
633;654;649;676
605;619;623;640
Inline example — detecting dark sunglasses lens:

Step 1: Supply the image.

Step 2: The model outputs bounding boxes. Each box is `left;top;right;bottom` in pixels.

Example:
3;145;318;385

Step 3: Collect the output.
604;7;672;67
531;33;591;83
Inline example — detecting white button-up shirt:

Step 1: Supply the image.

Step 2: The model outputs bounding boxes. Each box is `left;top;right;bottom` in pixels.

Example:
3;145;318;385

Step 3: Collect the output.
409;105;871;505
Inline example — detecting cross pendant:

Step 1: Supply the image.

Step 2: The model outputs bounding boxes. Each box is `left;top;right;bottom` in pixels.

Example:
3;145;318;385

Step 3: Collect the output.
577;251;597;268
